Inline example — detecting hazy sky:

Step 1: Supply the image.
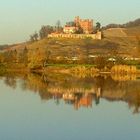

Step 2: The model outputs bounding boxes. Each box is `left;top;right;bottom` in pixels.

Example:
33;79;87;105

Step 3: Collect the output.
0;0;140;44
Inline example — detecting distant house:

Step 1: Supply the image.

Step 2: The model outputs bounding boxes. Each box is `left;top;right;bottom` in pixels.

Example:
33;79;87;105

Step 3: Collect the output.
63;93;75;101
108;58;116;62
63;26;78;34
88;55;98;58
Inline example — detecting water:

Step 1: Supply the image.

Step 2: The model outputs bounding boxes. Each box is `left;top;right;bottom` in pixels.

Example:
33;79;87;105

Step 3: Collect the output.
0;73;140;140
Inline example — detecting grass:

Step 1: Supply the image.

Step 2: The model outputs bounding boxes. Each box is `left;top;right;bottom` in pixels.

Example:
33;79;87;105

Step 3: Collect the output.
125;60;140;65
46;63;95;68
0;63;7;75
124;26;140;36
11;31;140;61
136;65;140;69
103;26;140;57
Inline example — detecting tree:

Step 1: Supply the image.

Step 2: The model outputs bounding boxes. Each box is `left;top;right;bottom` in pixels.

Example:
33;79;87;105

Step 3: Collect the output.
96;22;101;31
30;32;39;42
28;47;51;70
2;50;17;63
43;47;51;66
33;32;39;41
30;35;35;42
136;36;140;55
56;20;63;33
94;56;107;70
11;49;18;63
39;26;47;39
39;25;54;39
56;20;61;31
66;21;76;27
0;53;4;63
75;25;83;34
18;47;28;64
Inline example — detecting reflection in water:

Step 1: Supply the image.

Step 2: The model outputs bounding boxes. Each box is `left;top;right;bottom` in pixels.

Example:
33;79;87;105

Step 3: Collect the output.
111;73;137;81
4;75;17;89
1;73;140;114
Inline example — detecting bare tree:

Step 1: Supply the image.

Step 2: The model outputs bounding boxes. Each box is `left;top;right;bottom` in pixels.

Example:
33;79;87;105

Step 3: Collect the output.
56;20;61;32
30;32;39;42
39;25;54;39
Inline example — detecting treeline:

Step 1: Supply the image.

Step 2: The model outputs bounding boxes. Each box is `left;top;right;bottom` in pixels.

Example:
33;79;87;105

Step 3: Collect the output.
0;47;28;64
0;46;139;72
29;21;102;42
30;20;63;42
0;45;9;50
103;18;140;30
0;46;54;70
0;48;140;75
0;44;22;51
0;47;112;70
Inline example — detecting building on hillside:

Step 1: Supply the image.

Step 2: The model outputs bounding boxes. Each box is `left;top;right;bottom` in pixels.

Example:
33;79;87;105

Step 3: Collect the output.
63;26;78;34
48;31;102;40
48;16;102;39
63;16;94;34
74;16;94;34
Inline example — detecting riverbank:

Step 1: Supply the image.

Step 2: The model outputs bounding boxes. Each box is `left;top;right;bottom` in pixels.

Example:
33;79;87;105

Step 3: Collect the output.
1;63;140;76
1;65;140;82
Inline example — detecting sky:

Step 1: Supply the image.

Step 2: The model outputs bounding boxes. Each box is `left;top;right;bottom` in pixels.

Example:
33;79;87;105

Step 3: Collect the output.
0;0;140;44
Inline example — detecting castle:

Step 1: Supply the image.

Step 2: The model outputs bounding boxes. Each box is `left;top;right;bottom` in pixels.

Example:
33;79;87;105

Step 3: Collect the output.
74;16;94;34
48;16;102;40
63;16;94;34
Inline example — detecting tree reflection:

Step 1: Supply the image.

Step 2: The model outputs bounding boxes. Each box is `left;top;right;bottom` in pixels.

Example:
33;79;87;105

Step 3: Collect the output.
4;75;17;89
1;72;140;114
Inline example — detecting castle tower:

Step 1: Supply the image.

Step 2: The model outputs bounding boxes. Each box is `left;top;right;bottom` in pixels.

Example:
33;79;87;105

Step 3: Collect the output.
75;16;80;26
74;16;94;34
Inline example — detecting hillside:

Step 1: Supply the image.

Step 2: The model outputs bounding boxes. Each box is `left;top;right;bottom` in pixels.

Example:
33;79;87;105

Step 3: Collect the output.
103;28;127;37
104;26;140;37
25;38;120;59
103;26;140;57
2;25;140;60
0;44;9;50
124;26;140;37
103;18;140;29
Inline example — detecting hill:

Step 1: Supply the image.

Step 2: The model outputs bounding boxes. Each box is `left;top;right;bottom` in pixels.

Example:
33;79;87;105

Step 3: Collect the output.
103;25;140;57
25;25;140;58
0;44;9;50
124;26;140;37
2;19;140;61
103;18;140;29
102;19;140;56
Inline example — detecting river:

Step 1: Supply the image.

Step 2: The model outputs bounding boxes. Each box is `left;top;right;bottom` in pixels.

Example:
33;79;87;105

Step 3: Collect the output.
0;73;140;140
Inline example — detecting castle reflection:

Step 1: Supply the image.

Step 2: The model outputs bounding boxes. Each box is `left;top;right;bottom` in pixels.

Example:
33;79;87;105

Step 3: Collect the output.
1;72;140;113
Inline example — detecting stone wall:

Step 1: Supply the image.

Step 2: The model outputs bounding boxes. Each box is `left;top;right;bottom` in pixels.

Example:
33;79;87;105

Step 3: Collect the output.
48;32;102;40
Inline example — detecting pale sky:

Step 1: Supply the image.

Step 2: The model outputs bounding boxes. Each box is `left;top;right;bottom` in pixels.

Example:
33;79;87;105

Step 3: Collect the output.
0;0;140;44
